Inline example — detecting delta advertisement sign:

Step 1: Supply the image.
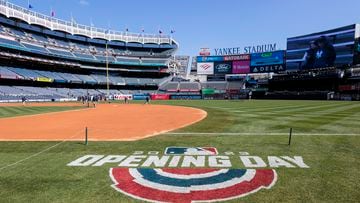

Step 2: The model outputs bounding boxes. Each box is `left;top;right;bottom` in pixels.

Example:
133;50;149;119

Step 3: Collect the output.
250;51;286;73
68;147;309;203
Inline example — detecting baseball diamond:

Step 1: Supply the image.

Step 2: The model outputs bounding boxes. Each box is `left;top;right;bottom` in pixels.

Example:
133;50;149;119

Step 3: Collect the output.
0;1;360;203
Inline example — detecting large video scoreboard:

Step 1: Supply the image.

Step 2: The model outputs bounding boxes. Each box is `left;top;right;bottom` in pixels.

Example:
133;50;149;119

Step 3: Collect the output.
286;24;360;70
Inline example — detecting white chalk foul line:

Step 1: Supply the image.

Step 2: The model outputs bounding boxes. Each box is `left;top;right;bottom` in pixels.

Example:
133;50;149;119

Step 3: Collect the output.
165;132;360;136
0;129;84;172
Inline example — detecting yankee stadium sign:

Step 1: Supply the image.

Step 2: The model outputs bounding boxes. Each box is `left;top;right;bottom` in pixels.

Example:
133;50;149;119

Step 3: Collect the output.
68;147;309;202
214;43;277;55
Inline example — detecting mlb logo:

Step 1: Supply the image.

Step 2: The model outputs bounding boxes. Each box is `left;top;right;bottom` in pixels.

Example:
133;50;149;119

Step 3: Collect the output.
165;147;218;155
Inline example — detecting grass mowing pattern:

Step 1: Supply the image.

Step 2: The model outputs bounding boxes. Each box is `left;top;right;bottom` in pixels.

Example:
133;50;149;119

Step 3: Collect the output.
0;106;84;118
156;100;360;134
0;100;359;203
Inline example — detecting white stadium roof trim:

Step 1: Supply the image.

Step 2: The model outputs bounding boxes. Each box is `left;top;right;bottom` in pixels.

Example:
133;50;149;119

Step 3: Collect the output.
0;0;177;45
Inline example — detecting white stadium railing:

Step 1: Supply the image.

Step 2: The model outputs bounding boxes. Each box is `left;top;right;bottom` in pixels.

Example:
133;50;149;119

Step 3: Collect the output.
0;0;176;45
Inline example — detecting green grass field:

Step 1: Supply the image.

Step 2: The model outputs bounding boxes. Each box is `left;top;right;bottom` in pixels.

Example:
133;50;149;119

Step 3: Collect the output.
0;105;84;118
0;100;359;202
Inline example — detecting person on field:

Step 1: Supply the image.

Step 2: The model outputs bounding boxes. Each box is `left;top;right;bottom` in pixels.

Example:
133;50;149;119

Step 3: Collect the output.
124;96;128;104
87;95;91;108
145;96;150;104
21;96;27;106
92;95;98;108
248;90;252;100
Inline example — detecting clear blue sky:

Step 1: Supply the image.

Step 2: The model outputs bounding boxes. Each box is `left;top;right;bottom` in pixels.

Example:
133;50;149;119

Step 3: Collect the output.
9;0;360;56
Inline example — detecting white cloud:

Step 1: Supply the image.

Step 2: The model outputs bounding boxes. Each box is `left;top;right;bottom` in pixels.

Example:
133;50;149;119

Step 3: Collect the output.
79;0;89;6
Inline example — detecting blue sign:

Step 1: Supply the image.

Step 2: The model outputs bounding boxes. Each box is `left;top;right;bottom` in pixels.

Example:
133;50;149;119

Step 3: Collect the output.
170;95;202;100
197;56;224;62
250;51;285;66
132;94;149;100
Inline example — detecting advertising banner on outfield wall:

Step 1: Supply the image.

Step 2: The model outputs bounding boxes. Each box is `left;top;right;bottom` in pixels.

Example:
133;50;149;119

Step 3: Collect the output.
114;94;133;100
133;94;149;100
150;94;170;100
232;60;250;74
214;61;232;74
170;94;202;100
202;88;215;95
197;62;214;75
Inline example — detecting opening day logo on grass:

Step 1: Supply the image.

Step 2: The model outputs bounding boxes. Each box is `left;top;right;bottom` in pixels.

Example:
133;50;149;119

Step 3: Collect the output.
68;147;309;203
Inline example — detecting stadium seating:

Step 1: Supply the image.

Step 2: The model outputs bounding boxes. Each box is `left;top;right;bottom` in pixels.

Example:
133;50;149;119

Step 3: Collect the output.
227;82;243;90
91;74;111;84
0;37;25;48
124;78;140;85
0;1;178;100
47;48;75;58
109;76;126;85
75;74;97;84
160;82;179;92
1;66;167;87
179;82;201;92
7;67;42;80
201;82;227;90
0;24;173;66
0;86;32;95
0;67;22;79
35;70;66;82
139;78;157;85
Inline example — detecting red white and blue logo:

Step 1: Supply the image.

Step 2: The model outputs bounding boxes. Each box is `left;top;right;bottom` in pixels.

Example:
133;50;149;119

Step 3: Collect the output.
110;167;277;203
165;147;218;155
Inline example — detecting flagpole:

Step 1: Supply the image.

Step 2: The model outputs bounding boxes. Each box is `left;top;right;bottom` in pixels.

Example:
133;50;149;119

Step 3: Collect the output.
105;41;110;100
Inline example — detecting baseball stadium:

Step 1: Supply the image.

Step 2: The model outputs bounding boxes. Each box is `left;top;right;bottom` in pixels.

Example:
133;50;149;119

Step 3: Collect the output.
0;1;359;203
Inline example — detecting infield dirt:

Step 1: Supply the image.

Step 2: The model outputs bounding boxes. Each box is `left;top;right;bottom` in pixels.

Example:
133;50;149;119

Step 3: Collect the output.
0;103;207;141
